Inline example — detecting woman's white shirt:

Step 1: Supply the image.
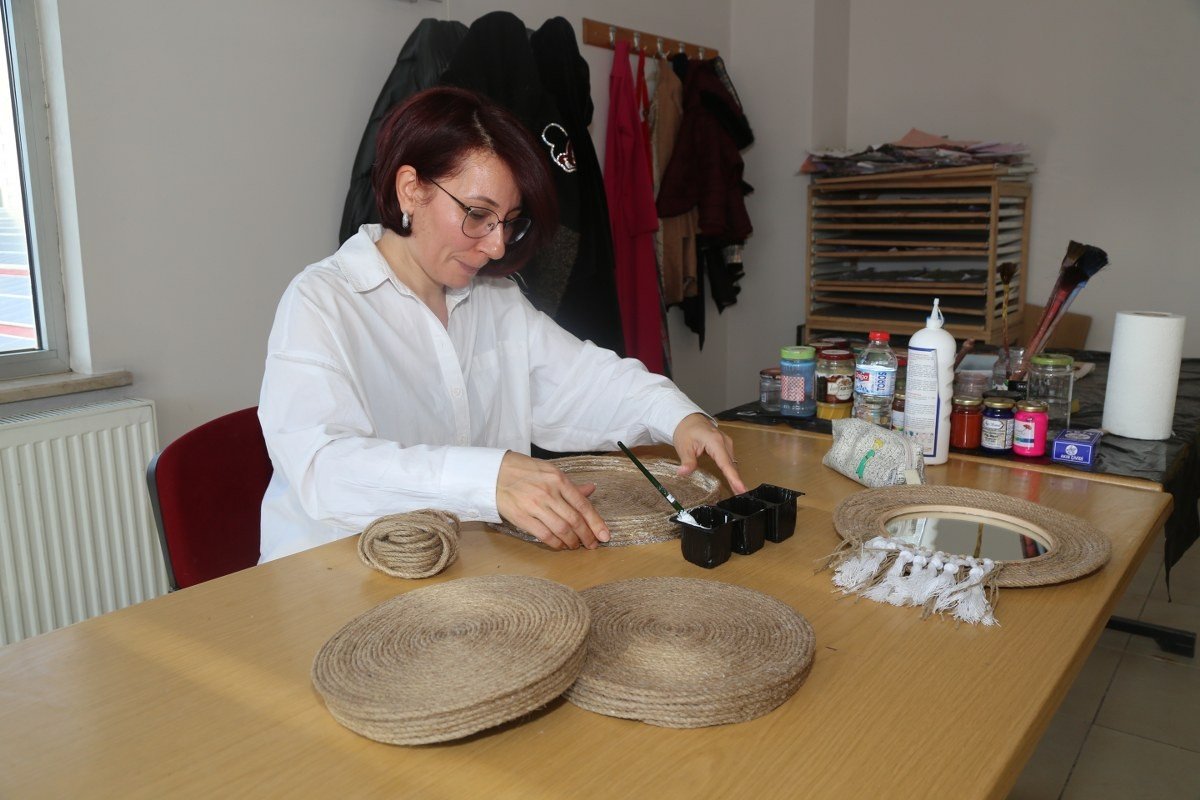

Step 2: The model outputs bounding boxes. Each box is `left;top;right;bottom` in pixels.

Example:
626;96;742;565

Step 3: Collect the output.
258;225;702;561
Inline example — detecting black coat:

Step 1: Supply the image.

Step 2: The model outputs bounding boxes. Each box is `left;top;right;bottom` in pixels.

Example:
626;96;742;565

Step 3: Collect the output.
339;19;467;244
441;12;624;354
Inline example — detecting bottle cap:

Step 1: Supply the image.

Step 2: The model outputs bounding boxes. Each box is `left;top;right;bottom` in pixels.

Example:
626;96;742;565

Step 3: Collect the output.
926;298;945;329
1017;399;1049;413
819;348;853;361
780;345;815;360
867;330;890;342
952;395;983;407
759;367;781;378
984;398;1016;409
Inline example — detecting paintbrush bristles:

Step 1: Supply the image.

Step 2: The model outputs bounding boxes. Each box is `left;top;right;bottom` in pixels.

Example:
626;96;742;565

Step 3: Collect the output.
998;261;1018;286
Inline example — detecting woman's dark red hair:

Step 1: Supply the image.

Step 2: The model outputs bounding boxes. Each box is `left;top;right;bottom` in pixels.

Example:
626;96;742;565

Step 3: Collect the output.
371;87;557;276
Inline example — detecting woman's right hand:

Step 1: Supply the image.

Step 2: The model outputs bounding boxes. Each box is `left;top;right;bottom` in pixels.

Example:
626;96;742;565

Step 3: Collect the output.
496;451;611;550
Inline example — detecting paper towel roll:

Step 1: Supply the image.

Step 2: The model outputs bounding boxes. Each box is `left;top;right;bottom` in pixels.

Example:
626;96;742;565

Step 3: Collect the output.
1102;311;1186;440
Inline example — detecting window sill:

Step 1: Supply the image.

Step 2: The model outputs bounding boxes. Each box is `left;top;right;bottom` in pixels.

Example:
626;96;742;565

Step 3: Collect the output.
0;370;133;404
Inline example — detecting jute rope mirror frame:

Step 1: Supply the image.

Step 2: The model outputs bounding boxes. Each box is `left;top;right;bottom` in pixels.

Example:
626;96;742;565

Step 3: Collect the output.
832;486;1111;588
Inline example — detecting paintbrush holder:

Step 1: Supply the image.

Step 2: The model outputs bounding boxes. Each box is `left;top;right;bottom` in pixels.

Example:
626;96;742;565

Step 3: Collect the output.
673;506;734;569
717;496;768;554
746;484;802;543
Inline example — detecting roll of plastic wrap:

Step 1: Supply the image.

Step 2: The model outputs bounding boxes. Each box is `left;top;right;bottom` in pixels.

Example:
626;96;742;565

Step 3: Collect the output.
1102;311;1186;440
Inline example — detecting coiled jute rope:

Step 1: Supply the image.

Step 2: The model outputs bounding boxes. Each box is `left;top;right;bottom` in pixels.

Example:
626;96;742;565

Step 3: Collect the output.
565;577;815;728
489;455;720;546
312;575;591;745
358;509;460;579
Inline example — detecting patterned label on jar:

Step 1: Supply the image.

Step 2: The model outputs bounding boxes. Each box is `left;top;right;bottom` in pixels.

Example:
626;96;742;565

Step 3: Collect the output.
981;417;1014;450
854;365;896;397
1014;419;1036;448
780;374;807;402
827;374;853;402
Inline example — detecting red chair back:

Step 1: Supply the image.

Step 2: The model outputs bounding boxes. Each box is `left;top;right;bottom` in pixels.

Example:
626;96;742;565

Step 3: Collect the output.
147;407;273;589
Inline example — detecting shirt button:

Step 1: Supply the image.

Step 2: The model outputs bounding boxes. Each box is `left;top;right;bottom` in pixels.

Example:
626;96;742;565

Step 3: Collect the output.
452;387;463;398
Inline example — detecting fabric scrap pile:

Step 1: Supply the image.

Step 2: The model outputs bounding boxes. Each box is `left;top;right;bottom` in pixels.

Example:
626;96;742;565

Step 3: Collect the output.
801;128;1032;180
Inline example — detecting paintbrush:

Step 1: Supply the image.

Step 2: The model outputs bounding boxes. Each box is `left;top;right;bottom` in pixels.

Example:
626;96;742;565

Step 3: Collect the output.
617;441;703;526
1013;241;1108;379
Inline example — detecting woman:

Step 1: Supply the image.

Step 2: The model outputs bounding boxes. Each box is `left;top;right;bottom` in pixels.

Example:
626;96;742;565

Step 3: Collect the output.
258;87;743;562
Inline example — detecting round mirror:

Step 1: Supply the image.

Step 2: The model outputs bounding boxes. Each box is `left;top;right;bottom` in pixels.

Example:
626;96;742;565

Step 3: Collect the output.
885;511;1049;561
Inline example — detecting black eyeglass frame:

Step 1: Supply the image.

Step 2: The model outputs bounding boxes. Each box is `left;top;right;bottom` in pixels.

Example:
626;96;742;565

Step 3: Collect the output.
427;179;532;244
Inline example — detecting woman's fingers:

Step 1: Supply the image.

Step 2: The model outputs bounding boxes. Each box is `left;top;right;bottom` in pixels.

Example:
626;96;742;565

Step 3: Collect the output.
496;453;610;550
672;413;748;494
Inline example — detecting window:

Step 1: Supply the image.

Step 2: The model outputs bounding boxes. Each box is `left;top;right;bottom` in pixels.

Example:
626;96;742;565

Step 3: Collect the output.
0;0;67;378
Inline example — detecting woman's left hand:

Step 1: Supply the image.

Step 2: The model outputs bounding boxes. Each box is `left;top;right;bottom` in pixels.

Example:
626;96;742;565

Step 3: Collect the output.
672;413;747;494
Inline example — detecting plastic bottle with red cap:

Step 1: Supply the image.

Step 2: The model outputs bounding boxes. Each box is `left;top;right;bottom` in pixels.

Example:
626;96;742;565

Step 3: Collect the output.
852;330;898;427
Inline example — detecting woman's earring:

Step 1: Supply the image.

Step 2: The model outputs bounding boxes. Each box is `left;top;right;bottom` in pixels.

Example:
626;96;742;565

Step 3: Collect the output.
401;210;411;232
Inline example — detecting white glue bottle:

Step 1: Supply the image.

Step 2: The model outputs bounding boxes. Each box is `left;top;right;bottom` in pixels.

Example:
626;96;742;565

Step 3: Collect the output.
905;298;956;465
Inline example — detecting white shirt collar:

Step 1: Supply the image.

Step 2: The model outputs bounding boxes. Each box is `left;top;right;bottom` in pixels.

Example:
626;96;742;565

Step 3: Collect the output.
333;224;472;307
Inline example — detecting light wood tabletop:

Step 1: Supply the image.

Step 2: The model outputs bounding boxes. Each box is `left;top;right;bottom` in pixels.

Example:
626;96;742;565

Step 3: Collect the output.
0;425;1172;799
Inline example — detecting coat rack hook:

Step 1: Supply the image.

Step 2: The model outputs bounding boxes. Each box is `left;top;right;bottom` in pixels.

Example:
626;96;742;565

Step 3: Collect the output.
633;31;640;50
698;46;706;59
656;37;665;58
678;41;685;54
608;25;615;46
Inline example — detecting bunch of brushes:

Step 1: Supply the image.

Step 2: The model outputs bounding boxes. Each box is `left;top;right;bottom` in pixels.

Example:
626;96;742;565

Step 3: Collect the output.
1012;241;1109;380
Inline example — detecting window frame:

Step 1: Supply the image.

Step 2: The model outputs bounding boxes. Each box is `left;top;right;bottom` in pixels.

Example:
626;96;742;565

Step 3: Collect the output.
0;0;68;379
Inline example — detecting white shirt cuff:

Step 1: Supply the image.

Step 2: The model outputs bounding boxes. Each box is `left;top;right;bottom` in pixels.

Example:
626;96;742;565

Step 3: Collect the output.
440;446;507;522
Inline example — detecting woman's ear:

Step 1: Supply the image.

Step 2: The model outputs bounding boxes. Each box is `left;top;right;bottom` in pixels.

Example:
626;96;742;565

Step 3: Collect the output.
393;165;422;215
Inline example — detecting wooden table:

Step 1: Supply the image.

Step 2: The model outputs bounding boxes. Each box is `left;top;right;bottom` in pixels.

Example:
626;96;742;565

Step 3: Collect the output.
0;425;1171;799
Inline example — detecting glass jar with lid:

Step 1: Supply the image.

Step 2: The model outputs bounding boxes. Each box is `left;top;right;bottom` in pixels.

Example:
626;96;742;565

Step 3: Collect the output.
758;367;781;413
981;397;1016;453
1027;353;1074;436
816;348;854;420
950;395;984;449
780;346;816;418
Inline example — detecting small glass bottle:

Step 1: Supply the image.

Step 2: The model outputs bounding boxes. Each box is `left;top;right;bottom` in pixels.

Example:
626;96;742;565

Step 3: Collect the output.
981;398;1016;453
758;368;781;413
1027;353;1074;438
780;346;816;418
891;391;906;432
816;348;854;420
1013;399;1049;457
950;395;984;449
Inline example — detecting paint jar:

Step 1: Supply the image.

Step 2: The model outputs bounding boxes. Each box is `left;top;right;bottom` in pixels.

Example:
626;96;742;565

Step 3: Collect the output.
674;506;734;569
758;368;781;413
981;398;1016;453
992;347;1025;391
1013;399;1049;457
1027;353;1074;437
950;395;984;449
780;346;816;418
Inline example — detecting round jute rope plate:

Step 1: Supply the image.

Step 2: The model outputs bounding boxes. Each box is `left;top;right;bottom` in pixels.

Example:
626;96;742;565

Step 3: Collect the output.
565;577;815;728
489;455;720;547
832;485;1111;588
312;575;590;745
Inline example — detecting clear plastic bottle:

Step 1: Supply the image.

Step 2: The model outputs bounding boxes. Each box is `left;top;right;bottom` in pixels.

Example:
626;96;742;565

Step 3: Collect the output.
853;330;898;427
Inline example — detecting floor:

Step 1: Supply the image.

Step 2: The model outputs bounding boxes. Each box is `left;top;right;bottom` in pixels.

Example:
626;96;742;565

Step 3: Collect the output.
1009;525;1200;799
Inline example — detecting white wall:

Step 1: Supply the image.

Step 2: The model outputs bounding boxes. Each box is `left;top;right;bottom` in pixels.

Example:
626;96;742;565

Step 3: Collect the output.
49;0;731;444
845;0;1200;356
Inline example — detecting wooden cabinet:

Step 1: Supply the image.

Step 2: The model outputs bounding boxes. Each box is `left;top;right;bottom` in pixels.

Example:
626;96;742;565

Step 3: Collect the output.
804;174;1030;344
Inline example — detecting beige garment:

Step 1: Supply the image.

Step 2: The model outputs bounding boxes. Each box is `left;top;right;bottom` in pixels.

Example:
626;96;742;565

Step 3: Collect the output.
650;59;699;305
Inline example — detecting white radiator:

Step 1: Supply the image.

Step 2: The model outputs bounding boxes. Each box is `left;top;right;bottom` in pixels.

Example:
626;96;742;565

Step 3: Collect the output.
0;398;169;645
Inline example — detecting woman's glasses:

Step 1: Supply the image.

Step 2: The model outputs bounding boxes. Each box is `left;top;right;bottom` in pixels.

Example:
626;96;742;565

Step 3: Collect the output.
428;179;532;245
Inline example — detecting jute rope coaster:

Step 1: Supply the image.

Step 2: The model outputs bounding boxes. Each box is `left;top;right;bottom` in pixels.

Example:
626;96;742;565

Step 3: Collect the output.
565;577;815;728
358;509;460;579
489;455;720;546
832;485;1111;588
312;575;590;745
